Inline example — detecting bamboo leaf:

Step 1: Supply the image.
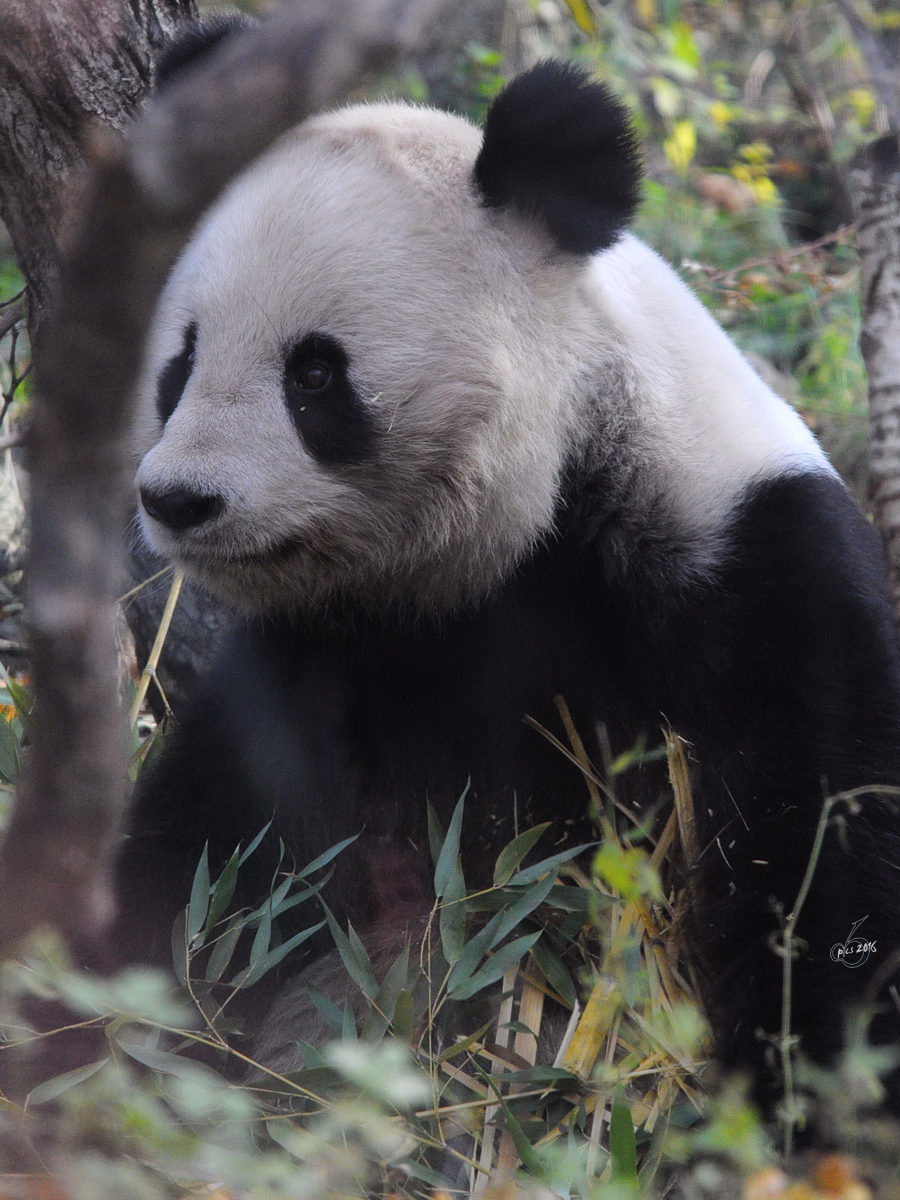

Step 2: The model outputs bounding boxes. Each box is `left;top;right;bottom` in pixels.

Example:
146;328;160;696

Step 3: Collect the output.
511;842;595;886
610;1087;638;1183
232;920;325;988
342;981;358;1040
238;819;273;865
493;823;550;886
27;1058;108;1106
392;989;415;1041
449;931;541;1000
186;844;210;947
297;833;359;878
307;982;344;1034
529;936;577;1009
116;1038;224;1084
362;943;411;1040
489;870;557;949
434;786;467;898
323;907;378;998
204;846;239;933
481;1072;543;1175
439;856;467;964
205;917;244;982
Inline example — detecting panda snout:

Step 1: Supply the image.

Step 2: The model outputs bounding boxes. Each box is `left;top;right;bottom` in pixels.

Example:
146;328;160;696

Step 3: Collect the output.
140;485;225;533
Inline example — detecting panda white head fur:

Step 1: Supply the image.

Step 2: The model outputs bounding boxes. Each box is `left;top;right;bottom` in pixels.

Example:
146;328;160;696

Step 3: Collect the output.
135;62;828;615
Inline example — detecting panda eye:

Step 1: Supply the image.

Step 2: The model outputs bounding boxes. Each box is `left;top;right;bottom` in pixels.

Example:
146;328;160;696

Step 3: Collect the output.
297;360;332;391
157;321;198;423
283;332;378;466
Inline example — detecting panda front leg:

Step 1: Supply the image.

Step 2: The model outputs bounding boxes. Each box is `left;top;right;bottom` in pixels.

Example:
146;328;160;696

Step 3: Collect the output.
648;470;900;1112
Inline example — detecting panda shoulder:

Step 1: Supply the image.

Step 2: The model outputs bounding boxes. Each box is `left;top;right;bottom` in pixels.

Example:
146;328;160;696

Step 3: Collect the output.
586;232;831;480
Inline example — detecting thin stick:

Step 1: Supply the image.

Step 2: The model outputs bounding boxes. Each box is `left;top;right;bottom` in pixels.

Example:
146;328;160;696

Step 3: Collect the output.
129;569;183;727
779;791;837;1156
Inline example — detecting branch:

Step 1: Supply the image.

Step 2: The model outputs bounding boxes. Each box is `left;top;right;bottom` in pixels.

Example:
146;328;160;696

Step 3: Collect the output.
0;0;454;956
833;0;900;130
851;134;900;622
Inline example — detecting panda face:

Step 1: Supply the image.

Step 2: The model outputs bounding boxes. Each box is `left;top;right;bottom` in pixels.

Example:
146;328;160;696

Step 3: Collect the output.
134;104;619;614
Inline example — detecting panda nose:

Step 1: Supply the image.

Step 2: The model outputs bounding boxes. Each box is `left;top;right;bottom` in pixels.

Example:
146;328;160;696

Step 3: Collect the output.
140;486;224;532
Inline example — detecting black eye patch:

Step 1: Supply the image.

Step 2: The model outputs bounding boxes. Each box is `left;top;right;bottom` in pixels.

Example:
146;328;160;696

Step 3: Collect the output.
283;333;378;466
157;322;197;423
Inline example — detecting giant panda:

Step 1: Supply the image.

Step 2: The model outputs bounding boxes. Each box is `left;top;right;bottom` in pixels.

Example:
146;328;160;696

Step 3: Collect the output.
119;48;900;1110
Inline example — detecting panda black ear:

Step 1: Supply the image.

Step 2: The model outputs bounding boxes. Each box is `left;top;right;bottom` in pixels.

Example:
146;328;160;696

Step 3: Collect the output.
473;61;642;255
155;13;257;90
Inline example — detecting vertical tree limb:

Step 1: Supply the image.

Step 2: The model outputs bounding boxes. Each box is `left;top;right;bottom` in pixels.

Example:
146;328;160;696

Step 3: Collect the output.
852;134;900;621
0;0;197;340
0;0;455;956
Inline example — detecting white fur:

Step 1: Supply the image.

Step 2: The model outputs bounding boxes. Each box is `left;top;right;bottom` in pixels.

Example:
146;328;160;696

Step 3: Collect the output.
134;100;832;613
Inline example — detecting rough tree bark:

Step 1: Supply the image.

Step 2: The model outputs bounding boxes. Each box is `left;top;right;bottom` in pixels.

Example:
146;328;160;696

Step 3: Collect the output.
842;2;900;622
0;0;197;341
852;134;900;622
0;0;456;955
0;0;232;717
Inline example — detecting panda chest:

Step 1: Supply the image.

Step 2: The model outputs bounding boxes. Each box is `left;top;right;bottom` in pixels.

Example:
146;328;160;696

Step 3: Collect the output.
260;551;656;848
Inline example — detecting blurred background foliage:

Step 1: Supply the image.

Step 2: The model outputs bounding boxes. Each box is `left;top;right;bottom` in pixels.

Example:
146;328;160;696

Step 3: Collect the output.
360;0;897;501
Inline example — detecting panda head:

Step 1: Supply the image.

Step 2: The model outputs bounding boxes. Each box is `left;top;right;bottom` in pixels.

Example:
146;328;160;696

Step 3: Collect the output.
134;62;641;614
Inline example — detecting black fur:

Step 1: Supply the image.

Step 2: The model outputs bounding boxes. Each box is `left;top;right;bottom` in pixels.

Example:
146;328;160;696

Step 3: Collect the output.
155;13;256;90
119;470;900;1107
283;334;379;466
474;62;642;254
156;322;196;423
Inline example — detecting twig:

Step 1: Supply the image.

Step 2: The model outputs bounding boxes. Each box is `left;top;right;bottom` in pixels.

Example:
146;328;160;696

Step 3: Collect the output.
0;302;24;343
129;569;183;726
778;791;839;1157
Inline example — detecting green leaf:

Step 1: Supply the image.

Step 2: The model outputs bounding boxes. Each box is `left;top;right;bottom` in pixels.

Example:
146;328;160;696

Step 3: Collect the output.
205;916;245;982
434;786;467;898
323;907;378;998
231;920;326;988
392;989;415;1041
306;982;344;1034
238;820;273;865
439;856;467;964
511;842;595;886
362;944;411;1040
610;1087;638;1183
529;936;577;1009
435;1019;495;1065
186;844;211;947
27;1058;108;1106
297;833;359;878
449;931;542;1001
115;1038;225;1084
493;823;550;886
489;870;557;950
205;847;240;933
248;907;272;970
341;981;358;1041
481;1073;543;1175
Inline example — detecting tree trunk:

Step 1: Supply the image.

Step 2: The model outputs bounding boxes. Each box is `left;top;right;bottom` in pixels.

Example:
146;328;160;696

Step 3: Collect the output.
852;134;900;622
0;0;457;956
0;0;197;341
0;0;233;718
